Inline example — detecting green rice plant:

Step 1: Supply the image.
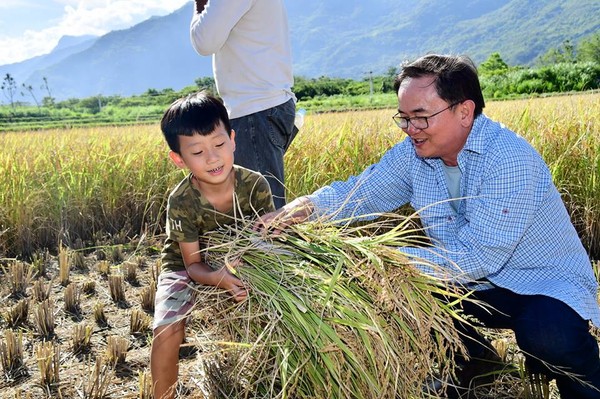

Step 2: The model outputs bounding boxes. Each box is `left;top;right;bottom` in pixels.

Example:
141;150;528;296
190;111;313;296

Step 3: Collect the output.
35;340;60;388
2;298;29;328
78;355;114;399
193;214;466;399
0;329;26;381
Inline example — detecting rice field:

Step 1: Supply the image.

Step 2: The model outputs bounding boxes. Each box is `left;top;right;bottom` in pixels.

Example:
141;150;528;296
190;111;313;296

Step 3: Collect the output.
0;92;599;398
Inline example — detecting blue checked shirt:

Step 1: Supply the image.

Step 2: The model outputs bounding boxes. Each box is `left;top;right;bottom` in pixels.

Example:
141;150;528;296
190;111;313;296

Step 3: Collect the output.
308;114;600;326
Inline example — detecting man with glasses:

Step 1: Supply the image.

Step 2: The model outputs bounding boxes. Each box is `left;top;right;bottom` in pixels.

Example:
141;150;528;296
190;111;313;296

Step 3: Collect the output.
257;54;600;398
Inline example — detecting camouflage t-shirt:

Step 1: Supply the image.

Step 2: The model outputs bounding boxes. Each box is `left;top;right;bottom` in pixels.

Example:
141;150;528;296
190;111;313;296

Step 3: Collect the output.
161;165;275;273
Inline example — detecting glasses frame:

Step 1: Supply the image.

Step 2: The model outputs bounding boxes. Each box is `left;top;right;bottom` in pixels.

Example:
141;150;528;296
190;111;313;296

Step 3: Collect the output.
392;102;460;131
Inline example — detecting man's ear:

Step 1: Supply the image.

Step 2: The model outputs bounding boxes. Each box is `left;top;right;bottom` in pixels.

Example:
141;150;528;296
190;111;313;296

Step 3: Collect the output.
230;129;236;152
459;100;476;127
168;150;187;169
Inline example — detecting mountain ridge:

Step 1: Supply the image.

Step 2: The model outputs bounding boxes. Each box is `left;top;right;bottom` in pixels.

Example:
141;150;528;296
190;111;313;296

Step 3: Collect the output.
1;0;598;101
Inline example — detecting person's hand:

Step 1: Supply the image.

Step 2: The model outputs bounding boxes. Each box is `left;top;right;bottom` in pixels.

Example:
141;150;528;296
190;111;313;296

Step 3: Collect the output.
254;197;314;235
194;0;208;13
213;265;248;302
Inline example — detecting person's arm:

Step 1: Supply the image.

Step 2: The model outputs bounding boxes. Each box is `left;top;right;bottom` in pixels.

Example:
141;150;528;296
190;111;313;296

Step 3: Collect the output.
255;196;314;234
179;241;247;302
190;0;252;56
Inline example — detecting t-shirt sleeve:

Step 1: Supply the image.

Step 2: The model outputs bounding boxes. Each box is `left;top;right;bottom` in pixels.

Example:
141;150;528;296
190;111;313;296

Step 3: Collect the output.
252;174;276;214
165;188;202;243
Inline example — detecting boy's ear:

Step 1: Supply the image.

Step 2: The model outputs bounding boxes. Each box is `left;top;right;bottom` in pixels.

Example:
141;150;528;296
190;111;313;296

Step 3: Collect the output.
168;150;187;169
230;129;236;152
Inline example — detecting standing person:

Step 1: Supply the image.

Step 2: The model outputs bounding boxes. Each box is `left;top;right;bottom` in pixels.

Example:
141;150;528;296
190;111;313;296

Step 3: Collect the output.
150;91;275;399
256;54;600;398
190;0;297;209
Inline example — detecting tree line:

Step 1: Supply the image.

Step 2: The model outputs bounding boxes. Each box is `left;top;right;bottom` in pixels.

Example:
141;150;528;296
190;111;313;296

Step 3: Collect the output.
1;32;599;126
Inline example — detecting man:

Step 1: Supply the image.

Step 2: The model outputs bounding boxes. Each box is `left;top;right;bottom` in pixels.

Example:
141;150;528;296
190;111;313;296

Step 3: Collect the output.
190;0;297;209
258;54;600;398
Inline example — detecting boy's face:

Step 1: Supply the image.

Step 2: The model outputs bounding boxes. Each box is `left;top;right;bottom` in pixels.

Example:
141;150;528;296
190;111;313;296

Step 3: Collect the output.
169;123;236;187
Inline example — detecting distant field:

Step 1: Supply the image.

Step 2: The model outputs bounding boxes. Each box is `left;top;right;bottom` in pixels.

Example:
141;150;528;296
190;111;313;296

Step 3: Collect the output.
0;92;598;398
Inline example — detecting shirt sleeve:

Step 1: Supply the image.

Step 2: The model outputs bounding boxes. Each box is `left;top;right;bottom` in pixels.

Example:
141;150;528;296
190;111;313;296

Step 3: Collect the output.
190;0;253;55
251;174;276;215
307;139;414;221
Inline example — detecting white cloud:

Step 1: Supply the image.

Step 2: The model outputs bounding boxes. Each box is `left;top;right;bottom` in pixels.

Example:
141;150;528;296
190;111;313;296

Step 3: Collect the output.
0;0;190;65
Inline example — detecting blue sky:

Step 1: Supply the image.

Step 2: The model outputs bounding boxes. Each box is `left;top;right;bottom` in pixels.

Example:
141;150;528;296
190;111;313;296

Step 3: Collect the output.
0;0;190;66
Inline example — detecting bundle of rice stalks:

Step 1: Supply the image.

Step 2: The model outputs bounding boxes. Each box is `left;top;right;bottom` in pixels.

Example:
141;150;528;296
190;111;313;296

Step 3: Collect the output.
191;213;466;399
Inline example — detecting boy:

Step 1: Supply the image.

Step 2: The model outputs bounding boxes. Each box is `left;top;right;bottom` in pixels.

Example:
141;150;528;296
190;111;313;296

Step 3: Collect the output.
151;92;275;399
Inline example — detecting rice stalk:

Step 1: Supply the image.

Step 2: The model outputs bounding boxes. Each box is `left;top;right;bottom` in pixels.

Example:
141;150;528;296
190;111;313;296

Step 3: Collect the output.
72;323;93;354
2;298;29;328
0;329;26;381
139;282;156;313
82;279;96;295
122;261;138;284
32;279;52;302
97;260;111;276
35;340;60;387
108;274;126;303
138;369;153;399
3;261;33;297
34;299;55;338
78;355;114;399
93;302;108;327
64;282;81;315
104;336;129;366
193;214;466;399
59;246;70;286
129;308;151;337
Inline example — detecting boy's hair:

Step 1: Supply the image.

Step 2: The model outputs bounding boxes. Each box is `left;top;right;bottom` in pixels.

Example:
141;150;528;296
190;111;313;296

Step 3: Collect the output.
393;54;485;117
160;91;232;153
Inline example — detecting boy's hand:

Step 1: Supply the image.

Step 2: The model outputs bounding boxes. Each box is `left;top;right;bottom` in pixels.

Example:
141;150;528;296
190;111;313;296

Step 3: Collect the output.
214;266;248;302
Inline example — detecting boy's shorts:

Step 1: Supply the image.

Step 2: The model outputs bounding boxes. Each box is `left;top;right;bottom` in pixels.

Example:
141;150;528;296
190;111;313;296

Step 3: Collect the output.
153;270;196;330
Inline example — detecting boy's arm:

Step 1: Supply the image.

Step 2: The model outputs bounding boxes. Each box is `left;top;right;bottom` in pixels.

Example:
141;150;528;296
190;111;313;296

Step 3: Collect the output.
179;241;248;302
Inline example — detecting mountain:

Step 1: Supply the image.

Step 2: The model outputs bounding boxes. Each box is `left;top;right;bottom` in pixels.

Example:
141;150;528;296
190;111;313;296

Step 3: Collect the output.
2;0;599;101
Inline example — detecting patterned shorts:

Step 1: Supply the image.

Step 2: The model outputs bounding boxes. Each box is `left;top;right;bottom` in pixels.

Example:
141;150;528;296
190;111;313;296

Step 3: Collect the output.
153;270;196;330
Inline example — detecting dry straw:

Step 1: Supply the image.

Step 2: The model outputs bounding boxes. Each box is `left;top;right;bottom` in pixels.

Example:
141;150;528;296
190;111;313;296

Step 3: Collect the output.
104;336;129;366
34;299;55;338
0;329;26;381
192;213;466;399
3;298;29;328
35;340;60;387
78;355;114;399
3;261;33;297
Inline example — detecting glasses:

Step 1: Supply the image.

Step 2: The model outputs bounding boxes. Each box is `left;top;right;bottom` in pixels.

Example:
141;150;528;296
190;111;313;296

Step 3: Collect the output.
392;102;460;130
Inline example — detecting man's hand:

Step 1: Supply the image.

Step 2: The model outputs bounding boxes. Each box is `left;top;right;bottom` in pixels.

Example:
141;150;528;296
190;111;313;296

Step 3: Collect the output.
254;196;314;235
194;0;208;13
